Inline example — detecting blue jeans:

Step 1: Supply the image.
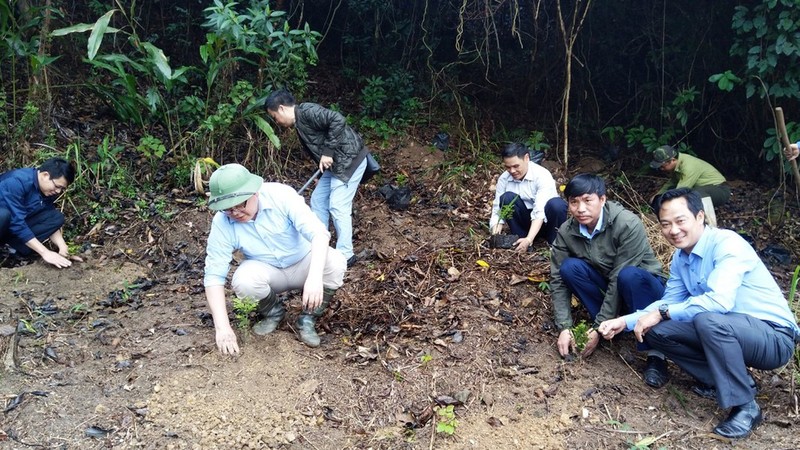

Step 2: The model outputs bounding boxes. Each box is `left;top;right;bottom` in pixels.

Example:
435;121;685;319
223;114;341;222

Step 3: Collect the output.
310;157;367;259
559;258;665;350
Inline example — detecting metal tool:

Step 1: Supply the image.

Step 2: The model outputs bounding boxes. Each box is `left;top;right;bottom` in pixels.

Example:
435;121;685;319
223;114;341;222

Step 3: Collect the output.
297;169;322;194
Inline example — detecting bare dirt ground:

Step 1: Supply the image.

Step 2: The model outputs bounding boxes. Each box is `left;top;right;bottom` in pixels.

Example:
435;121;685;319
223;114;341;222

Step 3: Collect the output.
1;140;799;450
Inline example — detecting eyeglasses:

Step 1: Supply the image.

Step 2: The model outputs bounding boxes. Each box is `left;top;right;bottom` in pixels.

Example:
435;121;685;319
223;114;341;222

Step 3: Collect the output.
223;198;249;215
51;178;68;194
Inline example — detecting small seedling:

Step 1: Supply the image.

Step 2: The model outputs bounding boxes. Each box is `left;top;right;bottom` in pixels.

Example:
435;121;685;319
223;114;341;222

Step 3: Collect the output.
571;320;591;352
12;271;25;284
19;319;36;334
232;296;258;329
498;195;519;221
420;353;433;365
435;405;458;435
395;172;408;186
67;242;82;255
538;281;550;292
70;303;87;314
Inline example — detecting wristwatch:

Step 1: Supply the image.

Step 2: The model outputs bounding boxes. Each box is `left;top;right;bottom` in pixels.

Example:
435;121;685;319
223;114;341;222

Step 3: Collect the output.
658;303;670;321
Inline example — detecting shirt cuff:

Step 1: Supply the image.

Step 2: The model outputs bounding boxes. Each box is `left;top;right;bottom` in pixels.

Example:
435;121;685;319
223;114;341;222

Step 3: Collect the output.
666;303;690;322
624;311;645;331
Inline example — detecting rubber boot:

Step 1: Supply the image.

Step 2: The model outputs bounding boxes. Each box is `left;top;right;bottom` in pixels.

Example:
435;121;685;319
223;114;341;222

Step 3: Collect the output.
252;290;285;336
295;288;334;347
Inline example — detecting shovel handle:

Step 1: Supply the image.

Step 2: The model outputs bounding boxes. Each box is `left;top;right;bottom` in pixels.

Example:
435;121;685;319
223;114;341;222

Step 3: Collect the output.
297;169;322;195
774;107;800;192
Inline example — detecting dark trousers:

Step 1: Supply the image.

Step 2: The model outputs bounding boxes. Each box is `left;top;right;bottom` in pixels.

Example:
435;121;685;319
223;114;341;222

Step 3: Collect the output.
645;312;795;408
498;193;567;244
560;258;666;350
0;207;65;256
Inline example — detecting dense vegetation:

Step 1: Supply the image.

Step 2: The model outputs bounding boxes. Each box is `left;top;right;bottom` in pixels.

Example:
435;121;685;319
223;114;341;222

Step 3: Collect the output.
2;0;800;196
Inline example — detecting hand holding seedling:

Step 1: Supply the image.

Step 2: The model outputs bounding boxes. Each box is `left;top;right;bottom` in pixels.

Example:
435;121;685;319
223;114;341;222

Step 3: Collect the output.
557;329;574;356
580;329;600;357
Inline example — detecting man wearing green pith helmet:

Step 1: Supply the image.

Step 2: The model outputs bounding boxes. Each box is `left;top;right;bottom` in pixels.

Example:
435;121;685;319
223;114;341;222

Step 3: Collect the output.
649;145;730;209
202;164;347;354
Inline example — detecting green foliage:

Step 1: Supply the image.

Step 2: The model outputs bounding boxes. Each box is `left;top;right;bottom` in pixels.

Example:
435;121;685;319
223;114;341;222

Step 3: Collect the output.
613;87;699;154
359;68;419;121
93;134;135;195
524;131;551;153
601;126;625;144
395;172;408;187
721;0;800;99
353;67;420;141
708;70;742;92
665;86;699;129
420;353;433;365
498;195;518;221
51;9;191;129
0;89;7;141
538;281;550;292
69;303;88;314
627;435;667;450
0;2;63;86
763;121;800;162
357;117;396;142
435;405;458;436
232;296;259;329
13;101;39;142
137;134;166;159
86;200;118;225
361;75;388;117
571;320;591;352
202;0;321;94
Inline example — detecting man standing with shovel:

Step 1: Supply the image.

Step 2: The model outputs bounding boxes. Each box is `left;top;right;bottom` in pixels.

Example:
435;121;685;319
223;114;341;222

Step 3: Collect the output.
266;89;371;268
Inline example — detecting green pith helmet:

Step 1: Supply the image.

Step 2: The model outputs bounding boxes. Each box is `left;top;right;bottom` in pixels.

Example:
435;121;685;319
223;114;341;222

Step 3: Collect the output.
207;164;263;211
650;145;678;169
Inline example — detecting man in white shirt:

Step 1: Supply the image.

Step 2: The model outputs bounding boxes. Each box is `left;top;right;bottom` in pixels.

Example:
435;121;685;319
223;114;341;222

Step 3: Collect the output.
489;143;567;252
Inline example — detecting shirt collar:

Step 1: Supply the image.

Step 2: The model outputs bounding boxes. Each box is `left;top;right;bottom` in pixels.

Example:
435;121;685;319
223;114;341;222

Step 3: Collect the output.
578;207;605;239
509;161;535;182
678;225;711;262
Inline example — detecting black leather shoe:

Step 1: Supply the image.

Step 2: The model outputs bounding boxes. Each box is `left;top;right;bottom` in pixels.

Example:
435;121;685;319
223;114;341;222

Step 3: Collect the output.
713;399;762;439
692;376;757;401
346;255;357;268
691;383;717;400
643;356;670;388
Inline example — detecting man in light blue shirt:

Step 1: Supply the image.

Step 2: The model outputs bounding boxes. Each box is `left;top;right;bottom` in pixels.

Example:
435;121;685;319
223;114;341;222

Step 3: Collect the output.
598;188;799;439
203;164;346;355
